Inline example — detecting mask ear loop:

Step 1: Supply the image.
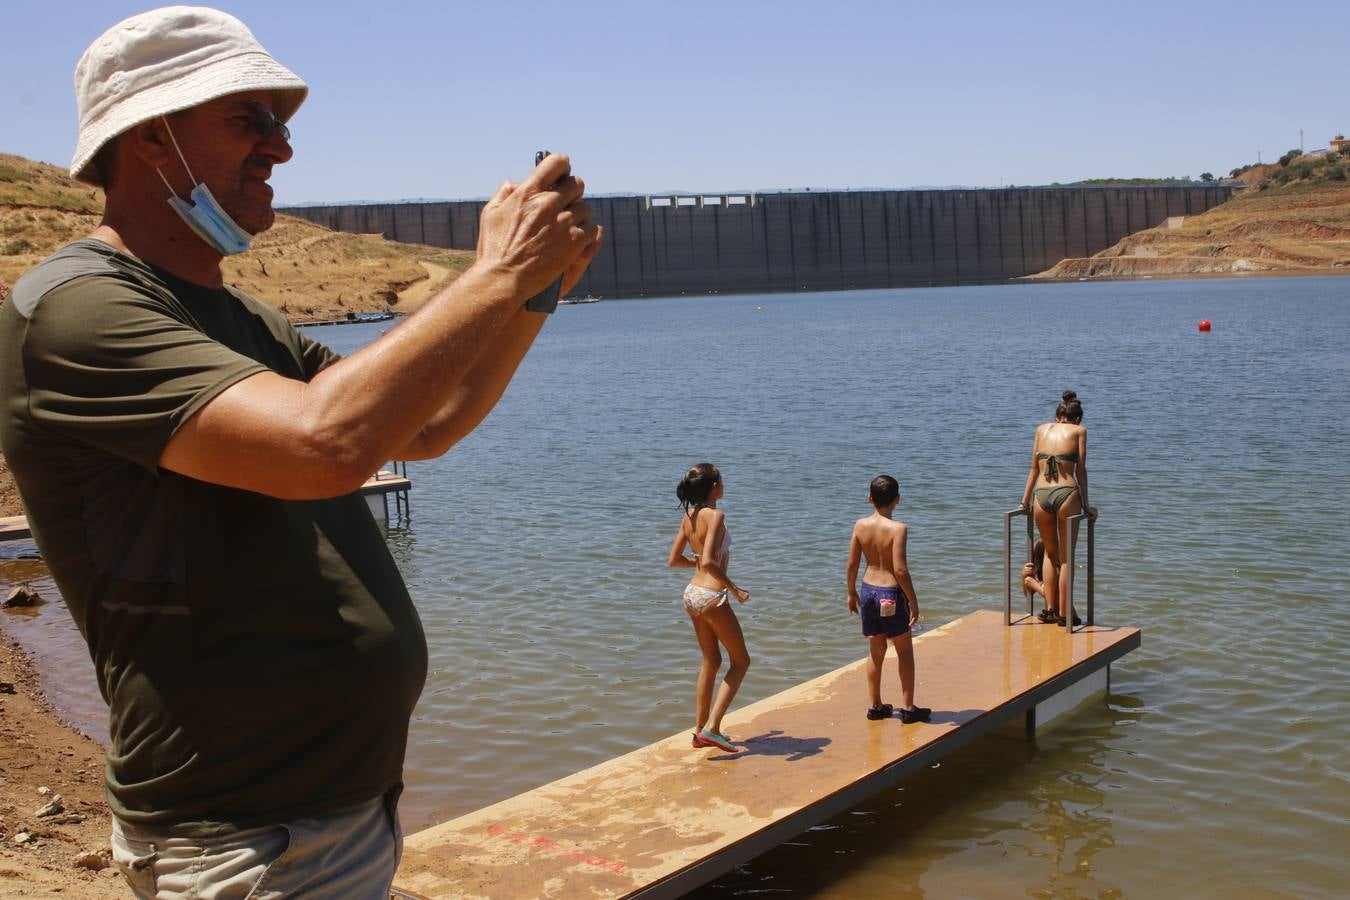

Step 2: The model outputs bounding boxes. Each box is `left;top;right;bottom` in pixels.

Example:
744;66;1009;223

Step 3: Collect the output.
155;116;199;198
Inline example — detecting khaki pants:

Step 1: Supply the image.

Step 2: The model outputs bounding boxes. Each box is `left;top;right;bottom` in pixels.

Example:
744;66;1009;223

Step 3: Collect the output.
110;789;403;899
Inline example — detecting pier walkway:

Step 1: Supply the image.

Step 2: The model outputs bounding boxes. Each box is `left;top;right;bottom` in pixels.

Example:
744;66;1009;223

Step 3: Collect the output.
392;609;1141;899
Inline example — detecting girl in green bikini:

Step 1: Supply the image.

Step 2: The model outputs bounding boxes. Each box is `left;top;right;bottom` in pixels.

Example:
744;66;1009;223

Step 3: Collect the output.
1019;390;1096;625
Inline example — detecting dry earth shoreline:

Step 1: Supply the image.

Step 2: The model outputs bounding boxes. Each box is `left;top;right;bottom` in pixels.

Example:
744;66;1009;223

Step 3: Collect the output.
0;631;119;897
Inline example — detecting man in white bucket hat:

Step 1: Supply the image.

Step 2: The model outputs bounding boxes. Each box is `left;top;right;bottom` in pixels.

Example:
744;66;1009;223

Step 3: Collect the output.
0;6;601;897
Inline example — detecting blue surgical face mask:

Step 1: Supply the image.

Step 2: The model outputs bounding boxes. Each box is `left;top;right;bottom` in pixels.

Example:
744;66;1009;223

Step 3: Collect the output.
156;117;253;256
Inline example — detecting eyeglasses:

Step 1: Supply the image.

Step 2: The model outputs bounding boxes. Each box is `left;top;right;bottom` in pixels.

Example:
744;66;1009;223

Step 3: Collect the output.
244;101;290;143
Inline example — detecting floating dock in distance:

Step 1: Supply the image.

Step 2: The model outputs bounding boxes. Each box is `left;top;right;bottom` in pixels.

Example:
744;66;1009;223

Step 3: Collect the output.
0;468;412;544
391;609;1141;900
0;515;30;542
361;464;411;524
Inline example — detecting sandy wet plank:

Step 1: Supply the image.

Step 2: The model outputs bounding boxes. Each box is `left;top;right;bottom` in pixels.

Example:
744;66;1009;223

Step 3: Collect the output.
392;609;1141;899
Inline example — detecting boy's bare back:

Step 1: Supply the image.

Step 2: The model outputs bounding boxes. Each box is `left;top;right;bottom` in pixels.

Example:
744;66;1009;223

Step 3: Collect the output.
851;514;908;587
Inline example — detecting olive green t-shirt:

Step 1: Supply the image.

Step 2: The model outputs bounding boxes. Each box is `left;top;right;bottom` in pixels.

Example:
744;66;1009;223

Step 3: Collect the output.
0;240;427;834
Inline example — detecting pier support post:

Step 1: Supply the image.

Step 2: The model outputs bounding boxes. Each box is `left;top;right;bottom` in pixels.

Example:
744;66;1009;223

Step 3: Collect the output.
1032;666;1109;732
999;666;1112;744
997;666;1111;740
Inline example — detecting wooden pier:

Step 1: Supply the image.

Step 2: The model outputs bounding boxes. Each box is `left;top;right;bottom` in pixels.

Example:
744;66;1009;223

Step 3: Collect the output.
391;609;1140;899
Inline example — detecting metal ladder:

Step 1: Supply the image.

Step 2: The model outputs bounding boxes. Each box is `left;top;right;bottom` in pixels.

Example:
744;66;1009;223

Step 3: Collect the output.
1003;504;1094;632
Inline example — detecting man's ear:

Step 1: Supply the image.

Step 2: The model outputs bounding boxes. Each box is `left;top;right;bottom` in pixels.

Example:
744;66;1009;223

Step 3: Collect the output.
122;117;175;171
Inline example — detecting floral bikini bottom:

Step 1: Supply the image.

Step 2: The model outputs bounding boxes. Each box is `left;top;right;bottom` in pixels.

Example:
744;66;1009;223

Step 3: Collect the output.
683;583;728;614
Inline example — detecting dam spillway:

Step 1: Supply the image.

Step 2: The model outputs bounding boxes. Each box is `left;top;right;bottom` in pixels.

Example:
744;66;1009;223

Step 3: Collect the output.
279;185;1232;299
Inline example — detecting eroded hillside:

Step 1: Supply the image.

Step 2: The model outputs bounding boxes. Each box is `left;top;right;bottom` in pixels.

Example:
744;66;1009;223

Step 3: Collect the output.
1032;156;1350;279
0;152;476;320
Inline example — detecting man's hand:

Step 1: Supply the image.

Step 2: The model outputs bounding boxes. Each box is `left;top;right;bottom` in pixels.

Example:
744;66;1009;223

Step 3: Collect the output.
475;154;600;300
847;591;860;614
561;226;604;296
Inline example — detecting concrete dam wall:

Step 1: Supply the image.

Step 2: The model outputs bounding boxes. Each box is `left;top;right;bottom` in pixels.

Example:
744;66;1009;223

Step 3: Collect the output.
280;186;1233;298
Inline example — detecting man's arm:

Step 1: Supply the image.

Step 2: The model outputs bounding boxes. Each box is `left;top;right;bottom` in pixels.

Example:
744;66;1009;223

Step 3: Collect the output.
161;156;600;499
394;234;602;460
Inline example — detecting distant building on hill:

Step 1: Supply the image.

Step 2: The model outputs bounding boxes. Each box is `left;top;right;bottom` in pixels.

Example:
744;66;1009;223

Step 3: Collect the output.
1332;135;1350;155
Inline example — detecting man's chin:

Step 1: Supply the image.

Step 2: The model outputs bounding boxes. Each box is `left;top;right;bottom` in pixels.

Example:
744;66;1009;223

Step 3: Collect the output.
240;209;276;236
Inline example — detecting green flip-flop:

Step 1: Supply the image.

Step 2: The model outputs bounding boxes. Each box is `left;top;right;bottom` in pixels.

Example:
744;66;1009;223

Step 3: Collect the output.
696;728;737;752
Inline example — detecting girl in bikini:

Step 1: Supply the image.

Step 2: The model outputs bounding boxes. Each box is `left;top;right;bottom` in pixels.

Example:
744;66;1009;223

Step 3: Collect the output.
1019;390;1096;625
667;463;751;753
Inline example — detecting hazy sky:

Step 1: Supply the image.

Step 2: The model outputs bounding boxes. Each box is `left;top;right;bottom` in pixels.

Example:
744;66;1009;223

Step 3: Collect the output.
6;0;1347;205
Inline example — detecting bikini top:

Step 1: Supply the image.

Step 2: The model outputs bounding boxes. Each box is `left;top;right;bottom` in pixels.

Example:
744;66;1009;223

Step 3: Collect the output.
693;520;731;568
1036;451;1079;480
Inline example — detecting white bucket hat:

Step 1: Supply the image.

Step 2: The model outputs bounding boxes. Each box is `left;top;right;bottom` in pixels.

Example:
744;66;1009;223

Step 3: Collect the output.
70;5;308;186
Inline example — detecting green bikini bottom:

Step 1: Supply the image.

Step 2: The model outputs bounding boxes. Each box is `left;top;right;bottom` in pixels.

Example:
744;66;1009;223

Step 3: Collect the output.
1034;485;1080;515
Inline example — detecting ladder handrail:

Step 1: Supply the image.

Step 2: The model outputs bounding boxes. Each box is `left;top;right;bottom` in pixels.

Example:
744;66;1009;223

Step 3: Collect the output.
1002;506;1035;625
1063;507;1096;633
1005;504;1096;631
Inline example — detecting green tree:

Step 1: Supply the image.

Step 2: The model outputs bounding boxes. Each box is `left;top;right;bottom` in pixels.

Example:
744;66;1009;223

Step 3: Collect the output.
1200;172;1215;182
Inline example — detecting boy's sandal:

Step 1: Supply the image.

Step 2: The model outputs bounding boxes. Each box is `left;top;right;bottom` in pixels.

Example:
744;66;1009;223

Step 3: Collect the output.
900;706;932;724
866;704;894;720
696;728;738;752
1037;609;1056;623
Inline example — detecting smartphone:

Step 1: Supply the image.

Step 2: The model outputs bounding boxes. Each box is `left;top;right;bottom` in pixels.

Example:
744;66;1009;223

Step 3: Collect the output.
523;150;564;313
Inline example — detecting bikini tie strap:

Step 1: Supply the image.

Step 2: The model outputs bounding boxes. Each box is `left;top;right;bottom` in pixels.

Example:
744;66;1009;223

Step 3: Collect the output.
1041;453;1059;480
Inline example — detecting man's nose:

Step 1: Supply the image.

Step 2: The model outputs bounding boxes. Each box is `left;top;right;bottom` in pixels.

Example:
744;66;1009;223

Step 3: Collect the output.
258;129;293;164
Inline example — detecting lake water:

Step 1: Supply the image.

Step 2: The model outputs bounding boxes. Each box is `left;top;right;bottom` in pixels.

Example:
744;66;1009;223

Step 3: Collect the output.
3;276;1348;897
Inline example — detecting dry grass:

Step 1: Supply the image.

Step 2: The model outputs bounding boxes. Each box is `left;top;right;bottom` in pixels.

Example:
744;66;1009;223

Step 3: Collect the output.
0;153;476;321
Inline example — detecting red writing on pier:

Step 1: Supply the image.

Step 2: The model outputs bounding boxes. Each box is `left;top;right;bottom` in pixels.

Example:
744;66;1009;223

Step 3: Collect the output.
486;824;627;874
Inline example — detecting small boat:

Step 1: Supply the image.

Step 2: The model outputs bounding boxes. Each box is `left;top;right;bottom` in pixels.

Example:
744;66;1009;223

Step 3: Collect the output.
559;295;601;305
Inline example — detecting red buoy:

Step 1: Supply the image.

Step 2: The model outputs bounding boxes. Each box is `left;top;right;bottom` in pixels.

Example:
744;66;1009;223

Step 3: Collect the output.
1198;319;1212;332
